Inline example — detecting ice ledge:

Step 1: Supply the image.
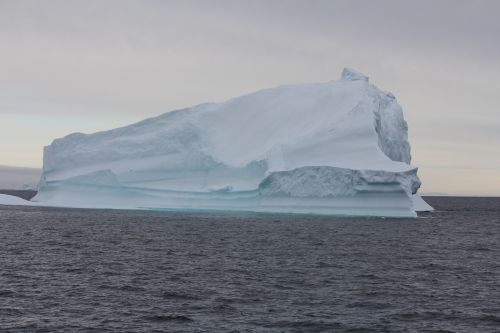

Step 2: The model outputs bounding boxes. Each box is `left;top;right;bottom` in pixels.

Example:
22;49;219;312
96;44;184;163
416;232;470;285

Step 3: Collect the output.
0;194;34;206
340;68;369;82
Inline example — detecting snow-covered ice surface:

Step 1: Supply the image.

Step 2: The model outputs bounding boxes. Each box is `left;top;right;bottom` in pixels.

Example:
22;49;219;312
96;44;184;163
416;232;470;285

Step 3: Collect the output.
0;194;34;206
25;68;432;216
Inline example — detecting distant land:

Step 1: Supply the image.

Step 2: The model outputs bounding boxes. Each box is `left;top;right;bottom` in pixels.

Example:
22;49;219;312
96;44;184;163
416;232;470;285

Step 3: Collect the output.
0;165;41;190
420;192;450;196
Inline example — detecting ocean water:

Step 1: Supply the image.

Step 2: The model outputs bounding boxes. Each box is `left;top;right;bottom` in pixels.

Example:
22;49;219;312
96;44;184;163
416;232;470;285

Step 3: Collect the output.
0;197;499;333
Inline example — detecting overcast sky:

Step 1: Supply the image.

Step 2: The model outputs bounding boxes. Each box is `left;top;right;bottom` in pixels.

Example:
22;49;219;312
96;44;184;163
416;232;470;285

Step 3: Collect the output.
0;0;499;195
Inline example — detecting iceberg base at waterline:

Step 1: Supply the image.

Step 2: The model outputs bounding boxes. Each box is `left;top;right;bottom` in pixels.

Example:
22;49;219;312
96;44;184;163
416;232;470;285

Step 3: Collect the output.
0;189;432;217
24;166;431;217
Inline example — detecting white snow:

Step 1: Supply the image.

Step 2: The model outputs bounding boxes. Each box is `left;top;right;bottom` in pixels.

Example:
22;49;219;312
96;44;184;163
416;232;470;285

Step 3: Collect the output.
0;194;34;206
17;68;432;216
411;194;435;212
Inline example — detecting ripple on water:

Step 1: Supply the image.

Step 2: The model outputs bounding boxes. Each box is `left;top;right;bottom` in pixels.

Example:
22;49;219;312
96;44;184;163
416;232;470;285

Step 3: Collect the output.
0;197;499;332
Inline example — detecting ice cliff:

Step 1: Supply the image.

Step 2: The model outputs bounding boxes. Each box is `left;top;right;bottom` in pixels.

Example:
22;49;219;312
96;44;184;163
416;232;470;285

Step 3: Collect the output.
31;68;432;216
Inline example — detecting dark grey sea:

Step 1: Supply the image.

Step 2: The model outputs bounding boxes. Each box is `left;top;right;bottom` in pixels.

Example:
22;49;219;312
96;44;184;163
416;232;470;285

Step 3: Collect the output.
0;197;499;333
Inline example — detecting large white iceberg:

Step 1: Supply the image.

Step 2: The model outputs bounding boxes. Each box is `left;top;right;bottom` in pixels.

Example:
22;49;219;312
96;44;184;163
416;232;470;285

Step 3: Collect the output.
26;68;432;216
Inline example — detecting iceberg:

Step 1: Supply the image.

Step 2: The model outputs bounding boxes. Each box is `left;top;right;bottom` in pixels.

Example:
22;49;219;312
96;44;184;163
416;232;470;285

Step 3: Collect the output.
0;194;34;206
26;68;432;216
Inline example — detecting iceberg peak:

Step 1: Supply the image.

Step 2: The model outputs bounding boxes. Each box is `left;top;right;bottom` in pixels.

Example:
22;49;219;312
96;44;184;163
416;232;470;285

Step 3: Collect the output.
340;68;369;82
